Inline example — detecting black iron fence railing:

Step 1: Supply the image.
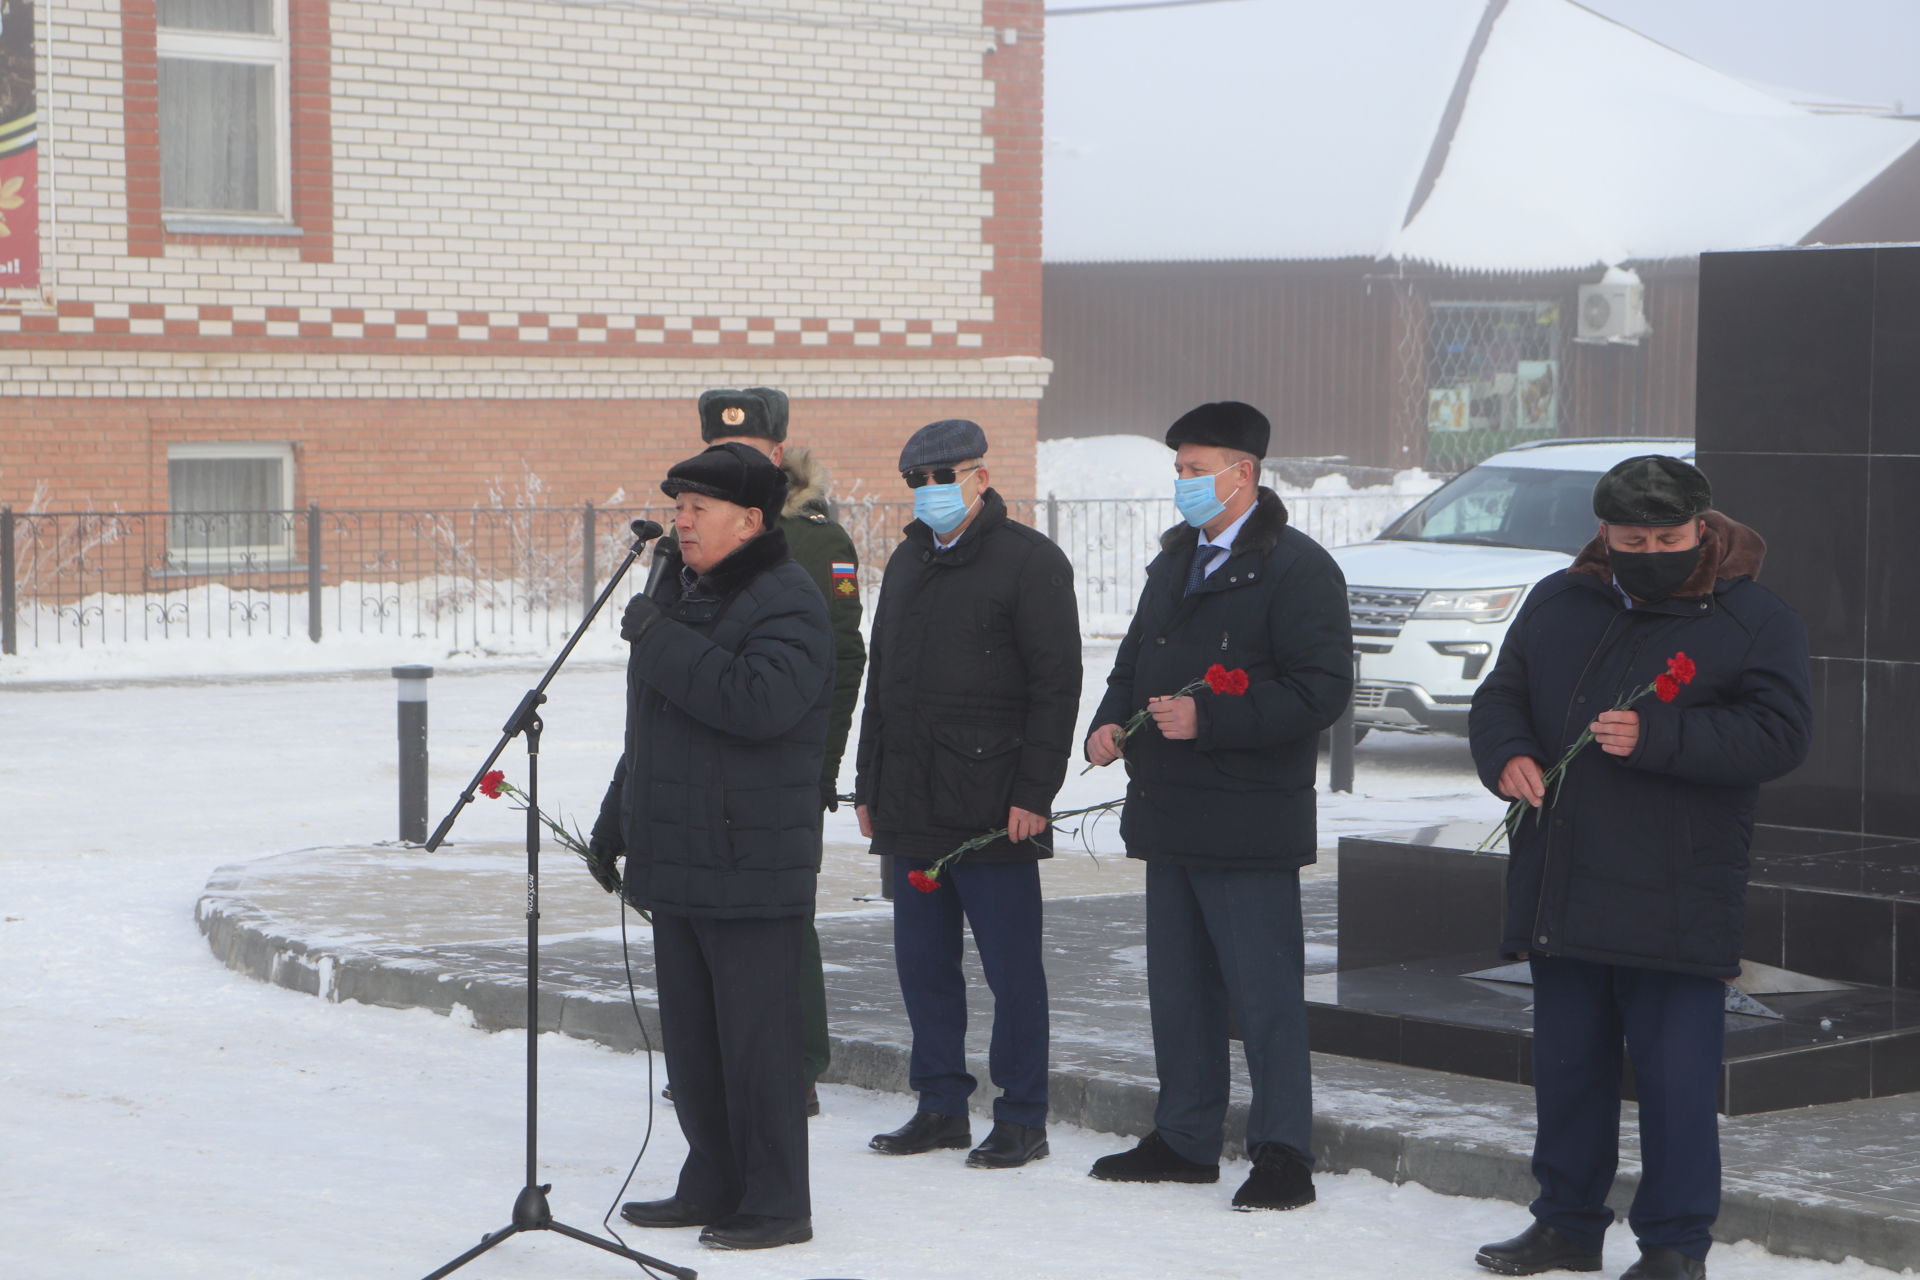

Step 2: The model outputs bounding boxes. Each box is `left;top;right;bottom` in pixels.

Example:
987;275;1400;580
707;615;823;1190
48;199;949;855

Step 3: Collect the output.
0;492;1407;655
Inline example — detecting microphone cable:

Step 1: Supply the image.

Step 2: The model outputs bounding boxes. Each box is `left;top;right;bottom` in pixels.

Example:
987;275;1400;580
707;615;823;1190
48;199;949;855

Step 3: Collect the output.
598;884;672;1276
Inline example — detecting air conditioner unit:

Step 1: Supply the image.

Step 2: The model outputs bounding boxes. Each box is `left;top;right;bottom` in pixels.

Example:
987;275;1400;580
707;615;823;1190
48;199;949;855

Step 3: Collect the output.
1576;282;1649;344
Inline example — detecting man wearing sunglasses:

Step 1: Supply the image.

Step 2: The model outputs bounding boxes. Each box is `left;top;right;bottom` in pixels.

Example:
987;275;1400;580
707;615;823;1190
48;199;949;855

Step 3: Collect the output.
854;417;1082;1171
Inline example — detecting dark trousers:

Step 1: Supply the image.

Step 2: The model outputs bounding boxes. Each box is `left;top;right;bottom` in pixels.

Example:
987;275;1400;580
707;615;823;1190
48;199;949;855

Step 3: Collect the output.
800;915;829;1085
652;912;810;1219
891;856;1049;1128
1145;861;1312;1166
1528;954;1725;1261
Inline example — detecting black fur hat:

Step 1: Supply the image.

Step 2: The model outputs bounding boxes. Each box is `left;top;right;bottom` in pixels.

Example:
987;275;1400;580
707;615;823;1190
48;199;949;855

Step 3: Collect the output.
661;442;788;526
698;387;789;443
1592;455;1711;526
1165;401;1271;458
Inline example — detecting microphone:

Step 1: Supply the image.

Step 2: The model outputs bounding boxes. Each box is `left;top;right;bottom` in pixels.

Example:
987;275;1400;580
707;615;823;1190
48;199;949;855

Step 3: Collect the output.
630;519;665;543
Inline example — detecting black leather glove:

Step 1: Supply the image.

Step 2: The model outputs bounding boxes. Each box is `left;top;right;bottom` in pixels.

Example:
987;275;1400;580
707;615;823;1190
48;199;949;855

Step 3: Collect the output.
820;779;839;813
619;592;662;643
586;835;623;895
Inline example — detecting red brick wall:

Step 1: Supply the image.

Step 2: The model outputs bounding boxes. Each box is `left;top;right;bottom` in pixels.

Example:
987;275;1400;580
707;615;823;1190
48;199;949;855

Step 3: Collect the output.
0;396;1041;513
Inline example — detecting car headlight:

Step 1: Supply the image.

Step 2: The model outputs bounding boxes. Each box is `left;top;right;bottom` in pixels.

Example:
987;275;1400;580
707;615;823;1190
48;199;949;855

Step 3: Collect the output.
1411;587;1524;622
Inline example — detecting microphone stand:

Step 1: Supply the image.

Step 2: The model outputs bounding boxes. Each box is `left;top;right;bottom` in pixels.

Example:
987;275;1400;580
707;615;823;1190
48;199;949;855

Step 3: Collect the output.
417;519;696;1280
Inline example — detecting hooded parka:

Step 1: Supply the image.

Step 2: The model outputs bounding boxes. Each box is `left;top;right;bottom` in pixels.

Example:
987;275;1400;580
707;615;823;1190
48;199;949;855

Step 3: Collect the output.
1469;512;1813;978
593;526;834;919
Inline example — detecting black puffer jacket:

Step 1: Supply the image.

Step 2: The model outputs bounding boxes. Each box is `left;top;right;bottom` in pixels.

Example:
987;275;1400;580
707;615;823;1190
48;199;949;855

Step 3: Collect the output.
1468;513;1813;978
854;489;1081;862
1091;489;1353;868
593;527;833;919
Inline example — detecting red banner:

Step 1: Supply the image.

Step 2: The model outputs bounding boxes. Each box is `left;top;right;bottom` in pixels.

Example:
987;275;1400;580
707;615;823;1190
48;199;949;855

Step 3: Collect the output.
1;0;39;290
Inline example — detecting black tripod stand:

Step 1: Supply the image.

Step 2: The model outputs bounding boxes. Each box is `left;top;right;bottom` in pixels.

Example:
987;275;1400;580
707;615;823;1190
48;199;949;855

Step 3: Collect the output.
419;518;695;1280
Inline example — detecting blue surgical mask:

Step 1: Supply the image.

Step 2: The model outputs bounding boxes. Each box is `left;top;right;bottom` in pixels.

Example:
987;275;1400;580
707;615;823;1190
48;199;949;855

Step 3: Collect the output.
915;480;974;536
1175;467;1242;528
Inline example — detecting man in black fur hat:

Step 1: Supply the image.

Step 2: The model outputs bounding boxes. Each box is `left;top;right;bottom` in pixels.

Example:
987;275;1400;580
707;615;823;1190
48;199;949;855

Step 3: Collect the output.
1467;456;1811;1280
589;442;833;1251
1084;401;1353;1211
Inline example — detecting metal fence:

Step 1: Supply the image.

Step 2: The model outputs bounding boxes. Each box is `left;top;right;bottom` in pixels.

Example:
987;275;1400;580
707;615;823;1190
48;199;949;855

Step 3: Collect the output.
0;492;1409;655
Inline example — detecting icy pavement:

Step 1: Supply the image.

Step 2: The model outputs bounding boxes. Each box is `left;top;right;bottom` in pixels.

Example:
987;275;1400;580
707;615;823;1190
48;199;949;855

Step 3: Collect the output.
2;658;1915;1277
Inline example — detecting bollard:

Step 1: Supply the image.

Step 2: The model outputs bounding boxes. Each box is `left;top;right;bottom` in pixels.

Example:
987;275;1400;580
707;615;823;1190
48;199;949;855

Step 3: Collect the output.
393;664;435;843
881;855;893;901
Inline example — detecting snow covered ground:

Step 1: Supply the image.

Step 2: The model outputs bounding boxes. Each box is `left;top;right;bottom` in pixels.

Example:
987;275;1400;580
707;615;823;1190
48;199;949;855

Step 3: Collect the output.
0;658;1905;1279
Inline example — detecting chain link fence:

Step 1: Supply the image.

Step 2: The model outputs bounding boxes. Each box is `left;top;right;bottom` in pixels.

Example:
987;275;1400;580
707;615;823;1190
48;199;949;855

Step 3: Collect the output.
1;489;1419;657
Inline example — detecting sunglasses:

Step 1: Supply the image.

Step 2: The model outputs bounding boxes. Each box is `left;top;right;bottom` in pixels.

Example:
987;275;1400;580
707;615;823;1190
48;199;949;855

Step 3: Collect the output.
902;465;981;490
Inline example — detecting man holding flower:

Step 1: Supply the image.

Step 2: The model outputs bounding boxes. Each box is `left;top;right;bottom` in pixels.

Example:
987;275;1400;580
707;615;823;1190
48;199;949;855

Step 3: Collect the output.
1468;456;1812;1280
1084;401;1353;1212
854;417;1082;1172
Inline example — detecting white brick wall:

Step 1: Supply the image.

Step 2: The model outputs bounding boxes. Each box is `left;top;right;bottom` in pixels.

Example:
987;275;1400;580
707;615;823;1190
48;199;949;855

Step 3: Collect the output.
35;0;1002;322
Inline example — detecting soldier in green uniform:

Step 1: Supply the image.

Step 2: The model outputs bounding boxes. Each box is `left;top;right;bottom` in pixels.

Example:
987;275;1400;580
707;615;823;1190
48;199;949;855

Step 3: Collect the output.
645;386;865;1110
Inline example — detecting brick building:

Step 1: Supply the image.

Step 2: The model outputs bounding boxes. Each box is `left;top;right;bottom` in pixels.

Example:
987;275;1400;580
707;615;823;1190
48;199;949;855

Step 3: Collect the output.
0;0;1047;525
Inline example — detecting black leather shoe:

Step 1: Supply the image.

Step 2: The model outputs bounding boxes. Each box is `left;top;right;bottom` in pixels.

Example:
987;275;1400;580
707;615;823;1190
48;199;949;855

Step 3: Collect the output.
1621;1245;1705;1280
698;1213;813;1250
869;1110;970;1155
966;1120;1050;1169
619;1196;718;1229
1474;1221;1603;1275
1231;1144;1315;1211
1088;1130;1220;1184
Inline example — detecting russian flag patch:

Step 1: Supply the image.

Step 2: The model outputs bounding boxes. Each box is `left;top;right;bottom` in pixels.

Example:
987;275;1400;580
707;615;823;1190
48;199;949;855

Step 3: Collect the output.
832;561;858;596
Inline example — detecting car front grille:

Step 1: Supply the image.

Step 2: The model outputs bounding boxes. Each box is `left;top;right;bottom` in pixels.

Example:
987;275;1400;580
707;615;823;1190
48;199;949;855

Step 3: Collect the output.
1351;683;1392;709
1346;586;1424;638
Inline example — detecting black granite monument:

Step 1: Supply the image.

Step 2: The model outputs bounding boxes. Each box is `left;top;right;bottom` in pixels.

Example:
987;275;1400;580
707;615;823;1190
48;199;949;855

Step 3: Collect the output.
1311;244;1920;1115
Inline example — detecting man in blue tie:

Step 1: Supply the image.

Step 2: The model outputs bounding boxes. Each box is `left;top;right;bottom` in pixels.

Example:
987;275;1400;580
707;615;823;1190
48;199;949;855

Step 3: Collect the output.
1084;401;1353;1211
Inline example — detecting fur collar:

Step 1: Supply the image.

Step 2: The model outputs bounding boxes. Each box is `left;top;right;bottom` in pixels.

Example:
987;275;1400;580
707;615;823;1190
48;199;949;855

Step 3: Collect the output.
781;447;832;519
674;525;792;602
1158;487;1291;558
1567;509;1767;597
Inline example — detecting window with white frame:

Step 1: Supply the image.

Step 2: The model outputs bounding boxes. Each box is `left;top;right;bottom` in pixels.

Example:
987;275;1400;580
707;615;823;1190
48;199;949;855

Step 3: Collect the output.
167;443;296;566
155;0;290;221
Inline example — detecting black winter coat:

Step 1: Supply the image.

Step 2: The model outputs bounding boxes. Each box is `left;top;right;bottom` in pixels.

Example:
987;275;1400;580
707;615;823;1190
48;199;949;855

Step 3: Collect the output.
1091;490;1353;868
1468;514;1812;978
854;489;1082;862
594;527;834;919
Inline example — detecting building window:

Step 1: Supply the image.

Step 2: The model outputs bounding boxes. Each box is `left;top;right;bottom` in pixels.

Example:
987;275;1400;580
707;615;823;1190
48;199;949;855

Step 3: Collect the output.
167;442;296;568
156;0;289;220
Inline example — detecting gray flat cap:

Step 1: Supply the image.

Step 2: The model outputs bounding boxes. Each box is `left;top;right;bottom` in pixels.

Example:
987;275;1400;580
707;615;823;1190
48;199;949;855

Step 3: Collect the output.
899;418;989;473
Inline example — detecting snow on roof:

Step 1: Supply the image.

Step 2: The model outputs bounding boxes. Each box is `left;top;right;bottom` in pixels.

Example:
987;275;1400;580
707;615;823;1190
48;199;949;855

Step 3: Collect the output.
1043;0;1489;264
1044;0;1920;271
1388;0;1920;271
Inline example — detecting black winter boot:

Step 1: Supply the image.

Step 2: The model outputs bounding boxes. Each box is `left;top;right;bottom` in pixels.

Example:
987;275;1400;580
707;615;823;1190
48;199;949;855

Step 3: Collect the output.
1088;1130;1220;1184
966;1120;1049;1169
1621;1245;1705;1279
1231;1144;1315;1211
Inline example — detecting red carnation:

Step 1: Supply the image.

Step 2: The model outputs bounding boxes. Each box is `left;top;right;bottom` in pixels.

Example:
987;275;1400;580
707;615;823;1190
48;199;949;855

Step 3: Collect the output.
1655;672;1681;703
1204;664;1251;696
1667;652;1696;685
908;869;942;893
480;769;506;799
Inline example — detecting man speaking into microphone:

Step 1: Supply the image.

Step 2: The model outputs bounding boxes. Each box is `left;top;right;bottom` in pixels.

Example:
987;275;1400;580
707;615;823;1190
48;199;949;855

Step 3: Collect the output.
587;441;834;1251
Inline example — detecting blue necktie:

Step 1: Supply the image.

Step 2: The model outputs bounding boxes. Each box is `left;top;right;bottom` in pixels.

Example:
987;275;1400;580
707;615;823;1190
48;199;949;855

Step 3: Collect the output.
1184;544;1222;597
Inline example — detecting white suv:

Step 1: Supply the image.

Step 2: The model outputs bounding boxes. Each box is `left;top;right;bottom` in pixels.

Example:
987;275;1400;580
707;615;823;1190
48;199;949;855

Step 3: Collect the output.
1328;437;1694;735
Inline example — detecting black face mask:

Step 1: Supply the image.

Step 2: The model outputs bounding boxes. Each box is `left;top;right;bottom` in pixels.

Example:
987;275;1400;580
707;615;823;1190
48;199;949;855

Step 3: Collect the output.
1612;546;1702;603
